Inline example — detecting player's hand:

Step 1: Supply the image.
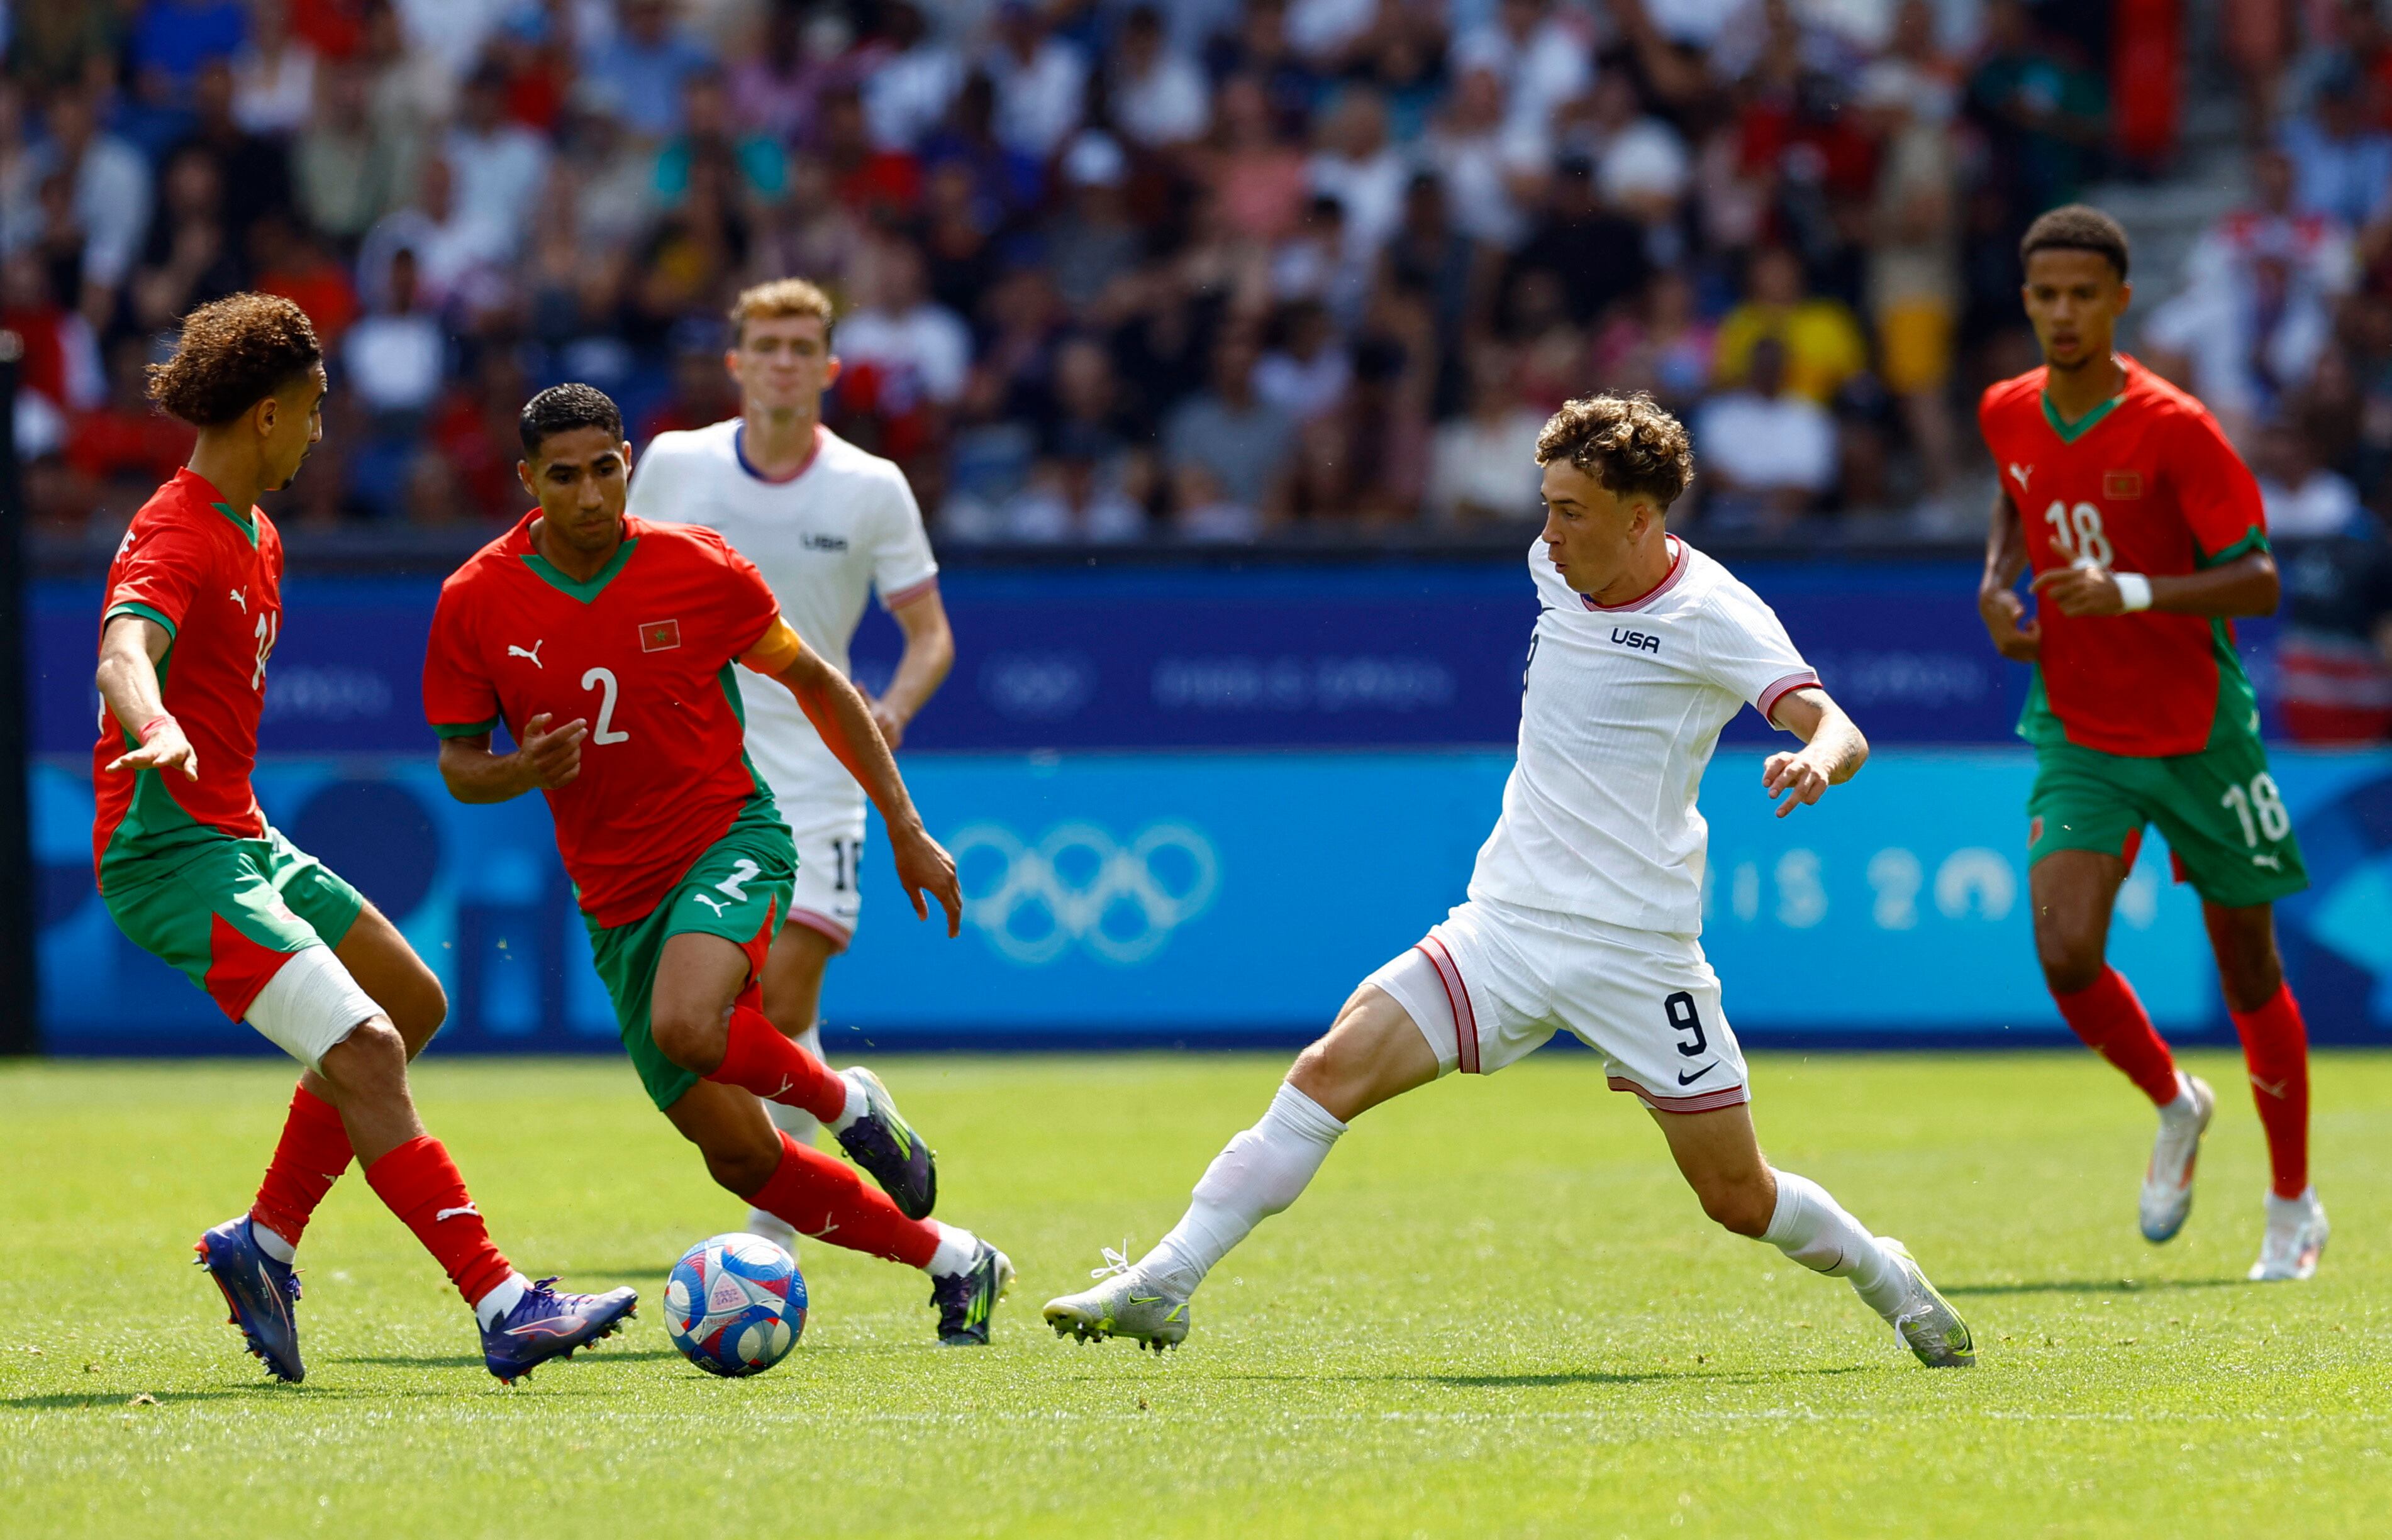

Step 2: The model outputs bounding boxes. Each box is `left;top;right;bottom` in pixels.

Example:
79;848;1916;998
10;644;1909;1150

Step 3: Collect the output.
1978;585;2042;662
1762;749;1832;817
513;712;589;791
104;717;199;780
2029;563;2127;618
869;697;910;751
891;822;962;937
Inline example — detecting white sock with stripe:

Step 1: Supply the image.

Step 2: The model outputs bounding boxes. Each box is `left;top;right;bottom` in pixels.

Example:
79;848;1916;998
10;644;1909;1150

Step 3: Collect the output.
1761;1170;1906;1316
1138;1083;1348;1297
744;1024;825;1257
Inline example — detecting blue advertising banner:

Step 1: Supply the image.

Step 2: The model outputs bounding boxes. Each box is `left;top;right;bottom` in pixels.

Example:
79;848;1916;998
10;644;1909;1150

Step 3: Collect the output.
34;748;2392;1053
34;556;2281;754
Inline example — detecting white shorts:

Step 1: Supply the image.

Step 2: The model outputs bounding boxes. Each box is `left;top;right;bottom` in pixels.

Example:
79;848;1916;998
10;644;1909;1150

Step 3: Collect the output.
1362;895;1750;1114
779;800;867;951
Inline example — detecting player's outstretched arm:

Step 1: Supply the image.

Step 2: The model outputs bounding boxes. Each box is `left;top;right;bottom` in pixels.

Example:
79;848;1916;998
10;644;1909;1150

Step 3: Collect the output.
2030;550;2279;619
97;615;199;780
752;623;963;936
1761;687;1868;819
435;714;589;804
1978;490;2041;662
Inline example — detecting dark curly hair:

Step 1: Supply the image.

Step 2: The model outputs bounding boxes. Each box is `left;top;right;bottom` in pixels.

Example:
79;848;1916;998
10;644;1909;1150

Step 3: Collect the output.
518;383;625;458
145;294;323;426
1535;392;1694;510
2020;204;2130;280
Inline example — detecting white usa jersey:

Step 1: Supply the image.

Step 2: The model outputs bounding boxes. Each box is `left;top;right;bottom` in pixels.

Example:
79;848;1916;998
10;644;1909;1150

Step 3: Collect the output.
1467;536;1818;937
627;421;938;812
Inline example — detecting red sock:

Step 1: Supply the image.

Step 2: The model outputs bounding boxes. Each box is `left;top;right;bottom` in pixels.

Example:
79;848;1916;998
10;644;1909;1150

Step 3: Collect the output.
248;1082;354;1249
2054;968;2181;1105
743;1131;938;1268
2230;983;2311;1199
363;1136;516;1309
704;1005;847;1123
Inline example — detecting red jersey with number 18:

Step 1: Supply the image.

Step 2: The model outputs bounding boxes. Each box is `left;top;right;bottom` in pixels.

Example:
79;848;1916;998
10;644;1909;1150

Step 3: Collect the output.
90;469;282;885
1978;356;2269;759
422;512;785;926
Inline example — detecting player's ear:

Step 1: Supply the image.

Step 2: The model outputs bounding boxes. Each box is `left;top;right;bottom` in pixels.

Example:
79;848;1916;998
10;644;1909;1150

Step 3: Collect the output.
516;459;537;497
723;348;740;382
2116;280;2133;314
823;355;842;391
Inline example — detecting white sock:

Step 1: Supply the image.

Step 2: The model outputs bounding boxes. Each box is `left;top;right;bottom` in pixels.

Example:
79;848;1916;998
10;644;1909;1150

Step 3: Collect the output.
2157;1073;2201;1127
250;1220;298;1265
926;1222;979;1277
824;1068;866;1136
1138;1083;1347;1297
472;1271;531;1330
1761;1171;1906;1317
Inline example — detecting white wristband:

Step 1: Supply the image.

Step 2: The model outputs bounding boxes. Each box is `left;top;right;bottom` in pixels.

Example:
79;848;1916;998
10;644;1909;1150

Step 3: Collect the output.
2113;572;2153;612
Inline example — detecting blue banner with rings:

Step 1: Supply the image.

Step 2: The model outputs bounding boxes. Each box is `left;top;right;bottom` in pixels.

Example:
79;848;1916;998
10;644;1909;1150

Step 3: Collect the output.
32;748;2392;1053
28;558;2288;755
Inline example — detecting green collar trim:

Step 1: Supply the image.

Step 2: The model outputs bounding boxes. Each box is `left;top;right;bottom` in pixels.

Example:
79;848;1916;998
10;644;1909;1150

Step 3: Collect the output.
212;502;258;548
2040;391;2123;444
521;537;638;603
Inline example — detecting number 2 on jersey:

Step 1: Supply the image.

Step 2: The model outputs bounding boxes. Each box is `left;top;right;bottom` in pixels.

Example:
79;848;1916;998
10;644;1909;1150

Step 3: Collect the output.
580;667;631;745
2041;500;2114;568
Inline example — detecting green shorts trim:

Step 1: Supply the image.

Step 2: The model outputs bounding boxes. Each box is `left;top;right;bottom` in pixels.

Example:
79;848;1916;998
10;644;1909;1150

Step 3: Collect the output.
102;826;367;1021
2027;732;2308;909
584;797;796;1111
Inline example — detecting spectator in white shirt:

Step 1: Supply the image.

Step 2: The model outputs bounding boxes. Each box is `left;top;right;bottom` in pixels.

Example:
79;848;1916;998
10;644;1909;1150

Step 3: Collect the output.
1421;65;1544;248
343;246;445;419
862;1;961;152
31;86;150;304
1254;299;1352;421
1428;345;1548;526
994;455;1149;544
357;154;511;316
2254;421;2362;537
1110;6;1211;150
231;0;318;135
1693;337;1835;531
442;65;550;258
1308;87;1406;260
836;237;972;406
985;3;1088;160
1450;0;1593;142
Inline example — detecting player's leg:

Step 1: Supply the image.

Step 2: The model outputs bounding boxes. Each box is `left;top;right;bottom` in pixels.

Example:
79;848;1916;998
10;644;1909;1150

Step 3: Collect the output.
659;1078;1009;1344
1645;1104;1971;1367
1043;978;1441;1349
740;920;841;1253
2028;750;2215;1241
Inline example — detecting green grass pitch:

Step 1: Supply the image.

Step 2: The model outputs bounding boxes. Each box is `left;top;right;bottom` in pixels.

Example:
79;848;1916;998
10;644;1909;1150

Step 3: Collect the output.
4;1051;2388;1537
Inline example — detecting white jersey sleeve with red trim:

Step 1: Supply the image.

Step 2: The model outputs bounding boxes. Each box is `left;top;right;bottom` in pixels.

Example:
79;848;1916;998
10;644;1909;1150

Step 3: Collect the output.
1693;570;1818;721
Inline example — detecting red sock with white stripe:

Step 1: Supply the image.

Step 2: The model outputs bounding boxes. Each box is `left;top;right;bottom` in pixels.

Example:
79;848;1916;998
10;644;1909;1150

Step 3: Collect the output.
2052;968;2181;1105
1138;1083;1347;1295
248;1081;353;1261
740;1131;969;1271
362;1136;523;1322
2229;982;2311;1199
705;1005;855;1126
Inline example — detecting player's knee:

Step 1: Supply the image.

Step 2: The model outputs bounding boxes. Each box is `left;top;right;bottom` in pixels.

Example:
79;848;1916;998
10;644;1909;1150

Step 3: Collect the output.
319;1018;408;1100
650;1005;728;1073
2034;928;2106;996
392;973;449;1059
2217;950;2283;1014
1698;1175;1775;1239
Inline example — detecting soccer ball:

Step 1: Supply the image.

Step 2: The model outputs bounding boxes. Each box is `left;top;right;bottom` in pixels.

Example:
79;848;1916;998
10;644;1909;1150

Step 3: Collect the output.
664;1233;806;1377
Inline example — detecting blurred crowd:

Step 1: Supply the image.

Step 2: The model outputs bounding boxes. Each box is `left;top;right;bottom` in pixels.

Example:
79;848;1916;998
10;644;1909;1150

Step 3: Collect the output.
1;0;2389;558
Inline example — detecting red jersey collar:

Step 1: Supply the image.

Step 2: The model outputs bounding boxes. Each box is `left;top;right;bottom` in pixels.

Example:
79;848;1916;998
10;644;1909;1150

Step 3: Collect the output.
1579;535;1688;612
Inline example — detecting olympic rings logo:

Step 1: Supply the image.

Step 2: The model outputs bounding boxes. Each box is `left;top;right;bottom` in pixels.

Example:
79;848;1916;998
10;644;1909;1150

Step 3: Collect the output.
947;821;1221;965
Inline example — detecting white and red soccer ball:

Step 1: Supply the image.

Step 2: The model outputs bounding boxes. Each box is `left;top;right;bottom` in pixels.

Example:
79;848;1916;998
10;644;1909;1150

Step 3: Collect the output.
664;1233;806;1377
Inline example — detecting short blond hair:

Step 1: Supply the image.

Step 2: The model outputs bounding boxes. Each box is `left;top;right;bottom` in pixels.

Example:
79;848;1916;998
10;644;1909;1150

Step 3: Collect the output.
728;277;836;346
1535;391;1694;510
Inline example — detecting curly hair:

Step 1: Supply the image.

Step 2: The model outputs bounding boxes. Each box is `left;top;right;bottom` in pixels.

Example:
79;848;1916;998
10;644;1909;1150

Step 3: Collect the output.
145;294;322;427
2020;204;2130;280
518;382;625;458
1535;392;1694;510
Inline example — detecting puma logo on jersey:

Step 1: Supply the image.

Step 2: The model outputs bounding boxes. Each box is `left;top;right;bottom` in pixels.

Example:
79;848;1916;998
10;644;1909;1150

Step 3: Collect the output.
692;892;730;916
434;1204;480;1222
508;641;545;668
2008;463;2033;493
2252;852;2283;870
1610;628;1661;654
228;587;248;612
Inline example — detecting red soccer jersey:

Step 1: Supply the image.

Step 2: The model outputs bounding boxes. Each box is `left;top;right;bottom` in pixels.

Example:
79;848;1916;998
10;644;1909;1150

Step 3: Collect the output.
423;511;786;927
1979;357;2269;758
91;469;282;883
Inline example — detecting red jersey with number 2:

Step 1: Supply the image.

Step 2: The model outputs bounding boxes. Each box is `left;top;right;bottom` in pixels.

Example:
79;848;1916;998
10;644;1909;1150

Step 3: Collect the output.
1978;357;2269;758
422;512;784;926
90;469;282;881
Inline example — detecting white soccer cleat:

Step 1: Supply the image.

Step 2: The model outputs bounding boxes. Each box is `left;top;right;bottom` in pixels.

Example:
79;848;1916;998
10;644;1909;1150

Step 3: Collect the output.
1879;1238;1974;1368
1042;1249;1191;1353
2139;1075;2215;1244
2247;1188;2328;1282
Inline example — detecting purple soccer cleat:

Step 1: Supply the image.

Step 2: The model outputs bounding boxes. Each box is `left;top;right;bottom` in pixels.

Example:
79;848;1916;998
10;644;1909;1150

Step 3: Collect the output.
193;1215;306;1382
479;1277;638;1383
